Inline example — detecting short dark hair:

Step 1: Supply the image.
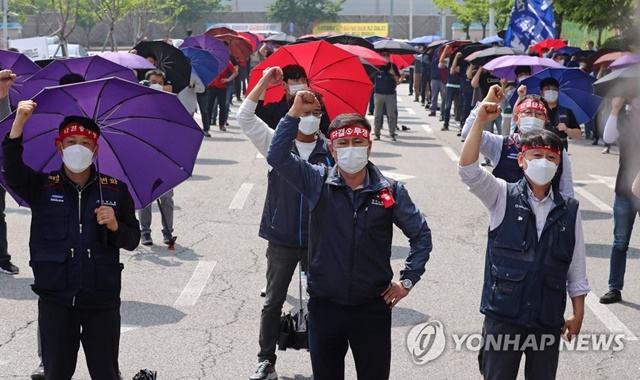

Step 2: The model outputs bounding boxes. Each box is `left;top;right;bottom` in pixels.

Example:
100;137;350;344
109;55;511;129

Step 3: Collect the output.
520;128;564;154
327;113;371;134
141;53;157;62
7;47;19;53
58;115;100;138
59;73;85;85
145;69;166;80
515;94;550;115
514;65;531;76
286;89;325;109
282;65;307;82
540;77;559;90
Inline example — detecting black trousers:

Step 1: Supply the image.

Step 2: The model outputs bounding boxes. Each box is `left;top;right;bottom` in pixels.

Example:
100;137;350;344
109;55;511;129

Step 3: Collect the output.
196;92;209;132
0;187;9;262
39;298;121;380
481;316;560;380
308;296;391;380
206;86;228;126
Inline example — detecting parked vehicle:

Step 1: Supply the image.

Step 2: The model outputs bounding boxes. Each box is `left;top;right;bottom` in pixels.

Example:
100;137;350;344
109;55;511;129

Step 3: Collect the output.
48;44;89;58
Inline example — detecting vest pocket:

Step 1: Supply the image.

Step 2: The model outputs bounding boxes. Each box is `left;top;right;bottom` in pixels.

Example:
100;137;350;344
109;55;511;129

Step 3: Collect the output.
31;250;68;290
540;275;567;327
489;264;527;317
94;255;122;290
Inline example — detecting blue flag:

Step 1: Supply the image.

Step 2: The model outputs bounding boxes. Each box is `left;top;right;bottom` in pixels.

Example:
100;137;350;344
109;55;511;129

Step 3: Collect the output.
505;0;556;51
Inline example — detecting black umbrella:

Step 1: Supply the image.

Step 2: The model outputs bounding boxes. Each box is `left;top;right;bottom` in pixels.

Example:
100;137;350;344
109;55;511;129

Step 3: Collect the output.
593;63;640;99
373;39;417;55
264;34;297;45
132;40;191;93
468;47;525;66
452;42;487;61
278;266;308;351
324;34;374;50
359;57;379;77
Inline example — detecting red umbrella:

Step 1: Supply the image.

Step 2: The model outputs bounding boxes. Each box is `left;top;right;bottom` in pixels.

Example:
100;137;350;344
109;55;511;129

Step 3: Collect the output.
593;51;632;70
238;31;260;52
530;38;566;54
205;26;236;36
213;33;254;61
334;43;386;66
389;54;414;70
247;41;373;119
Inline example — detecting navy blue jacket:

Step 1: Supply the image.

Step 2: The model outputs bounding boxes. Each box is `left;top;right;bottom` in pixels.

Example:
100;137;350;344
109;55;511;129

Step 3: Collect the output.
481;178;578;329
267;115;432;305
2;134;140;309
259;137;333;248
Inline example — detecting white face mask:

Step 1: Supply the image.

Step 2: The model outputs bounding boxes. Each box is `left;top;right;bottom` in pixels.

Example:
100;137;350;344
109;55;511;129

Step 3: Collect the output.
298;115;321;135
518;117;546;133
556;59;565;66
149;83;163;91
543;90;559;103
335;146;368;174
524;158;558;186
517;75;529;83
287;83;307;95
62;145;95;174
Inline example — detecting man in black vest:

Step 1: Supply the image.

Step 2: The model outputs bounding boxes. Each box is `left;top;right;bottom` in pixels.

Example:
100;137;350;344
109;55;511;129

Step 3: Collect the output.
3;102;140;379
373;50;401;141
459;99;588;380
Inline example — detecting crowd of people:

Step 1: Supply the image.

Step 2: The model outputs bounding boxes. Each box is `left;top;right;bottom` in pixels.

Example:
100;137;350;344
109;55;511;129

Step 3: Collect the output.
0;29;637;380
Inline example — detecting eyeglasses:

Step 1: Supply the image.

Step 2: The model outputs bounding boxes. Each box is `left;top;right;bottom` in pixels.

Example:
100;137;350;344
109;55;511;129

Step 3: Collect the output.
519;110;547;119
302;110;323;118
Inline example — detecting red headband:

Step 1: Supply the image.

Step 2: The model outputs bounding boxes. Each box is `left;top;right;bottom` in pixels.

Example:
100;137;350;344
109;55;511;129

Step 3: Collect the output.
521;144;561;156
516;99;548;116
329;125;370;141
56;122;99;145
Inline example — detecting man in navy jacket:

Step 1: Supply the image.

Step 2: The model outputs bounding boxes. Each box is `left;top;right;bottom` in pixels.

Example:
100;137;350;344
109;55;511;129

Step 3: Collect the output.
267;91;432;379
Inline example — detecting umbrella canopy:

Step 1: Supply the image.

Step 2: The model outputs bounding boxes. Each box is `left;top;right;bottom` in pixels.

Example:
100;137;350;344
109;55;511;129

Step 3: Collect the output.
483;55;563;80
323;34;374;50
480;35;504;45
518;68;603;124
594;51;633;69
237;32;259;52
132;40;192;93
0;50;41;108
180;34;230;76
437;40;472;60
0;78;203;209
409;35;444;46
205;26;236;36
180;47;220;86
20;56;138;101
452;43;487;61
247;41;373;119
212;34;253;61
609;53;640;70
530;38;566;54
358;57;379;77
334;44;386;66
95;52;156;70
552;47;582;57
389;54;414;71
264;34;297;45
584;48;622;71
427;39;448;48
467;47;525;66
373;39;417;55
593;63;640;99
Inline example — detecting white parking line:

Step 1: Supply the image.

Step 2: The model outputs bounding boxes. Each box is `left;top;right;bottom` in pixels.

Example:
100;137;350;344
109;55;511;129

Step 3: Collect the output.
442;147;459;162
588;174;616;190
256;152;264;159
229;183;254;209
174;261;217;307
403;107;416;115
574;188;613;212
585;291;638;341
422;124;433;134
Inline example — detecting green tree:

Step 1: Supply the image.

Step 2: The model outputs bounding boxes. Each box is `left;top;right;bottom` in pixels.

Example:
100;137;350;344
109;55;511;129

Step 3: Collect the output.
433;0;490;39
266;0;345;36
76;0;100;48
153;0;186;39
91;0;134;51
558;0;637;46
176;0;225;32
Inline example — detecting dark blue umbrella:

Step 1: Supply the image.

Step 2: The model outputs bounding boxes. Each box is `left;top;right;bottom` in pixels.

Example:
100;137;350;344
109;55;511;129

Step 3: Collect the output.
0;77;203;209
364;35;388;43
553;47;582;57
409;35;444;46
517;68;603;124
180;47;220;86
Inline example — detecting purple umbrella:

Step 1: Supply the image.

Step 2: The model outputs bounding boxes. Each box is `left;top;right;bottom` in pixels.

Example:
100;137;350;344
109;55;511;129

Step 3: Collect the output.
0;77;204;209
180;34;230;77
95;52;156;70
0;50;41;108
483;55;563;80
609;53;640;70
20;56;138;101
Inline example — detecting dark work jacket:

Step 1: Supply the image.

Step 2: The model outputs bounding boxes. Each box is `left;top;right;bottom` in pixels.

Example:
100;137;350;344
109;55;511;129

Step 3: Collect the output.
256;95;331;136
481;178;578;329
2;135;140;309
492;135;563;188
259;137;333;248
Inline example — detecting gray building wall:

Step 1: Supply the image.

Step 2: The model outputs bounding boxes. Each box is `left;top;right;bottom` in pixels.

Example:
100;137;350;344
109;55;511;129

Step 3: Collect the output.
231;0;440;15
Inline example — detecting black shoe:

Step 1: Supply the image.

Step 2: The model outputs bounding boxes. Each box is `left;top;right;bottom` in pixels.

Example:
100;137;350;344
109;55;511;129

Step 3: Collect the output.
140;233;153;246
441;125;449;131
249;360;277;380
203;131;211;137
401;125;410;131
599;289;622;304
428;112;436;117
374;134;381;140
31;362;44;379
0;260;19;275
368;111;374;116
219;125;227;132
163;233;176;245
390;135;397;142
439;116;444;122
260;287;266;297
591;140;598;145
456;131;462;137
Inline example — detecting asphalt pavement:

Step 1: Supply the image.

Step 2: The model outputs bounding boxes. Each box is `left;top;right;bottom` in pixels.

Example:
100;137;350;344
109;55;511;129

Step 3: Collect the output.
0;83;638;379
